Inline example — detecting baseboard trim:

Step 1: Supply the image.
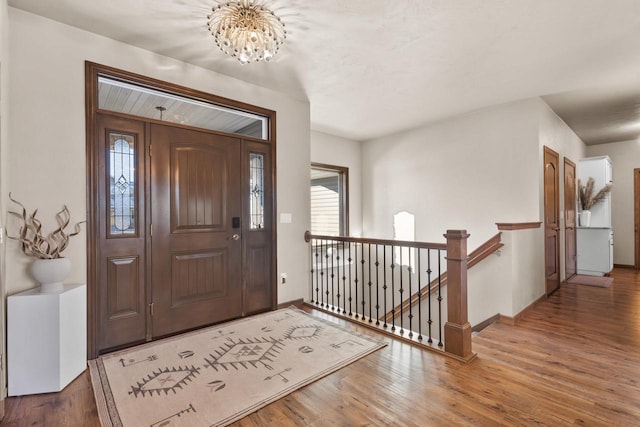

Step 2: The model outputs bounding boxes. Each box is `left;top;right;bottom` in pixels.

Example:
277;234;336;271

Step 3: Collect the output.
277;298;304;309
498;294;546;326
472;314;500;332
614;264;636;270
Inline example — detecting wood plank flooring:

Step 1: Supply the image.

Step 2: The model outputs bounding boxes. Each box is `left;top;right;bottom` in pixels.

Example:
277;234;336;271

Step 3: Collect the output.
3;268;639;426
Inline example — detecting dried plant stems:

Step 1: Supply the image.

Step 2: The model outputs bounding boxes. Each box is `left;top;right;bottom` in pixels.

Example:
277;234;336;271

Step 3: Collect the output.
578;177;612;211
7;193;85;259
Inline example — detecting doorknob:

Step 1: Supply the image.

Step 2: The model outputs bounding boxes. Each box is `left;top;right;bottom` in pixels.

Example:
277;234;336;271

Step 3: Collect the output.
554;228;560;231
232;234;240;241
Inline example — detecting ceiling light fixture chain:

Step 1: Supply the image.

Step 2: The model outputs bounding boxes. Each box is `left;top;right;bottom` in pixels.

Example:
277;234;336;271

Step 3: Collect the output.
207;0;287;64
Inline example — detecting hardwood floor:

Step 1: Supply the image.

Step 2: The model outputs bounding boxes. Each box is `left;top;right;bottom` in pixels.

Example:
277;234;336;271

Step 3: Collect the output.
3;268;639;426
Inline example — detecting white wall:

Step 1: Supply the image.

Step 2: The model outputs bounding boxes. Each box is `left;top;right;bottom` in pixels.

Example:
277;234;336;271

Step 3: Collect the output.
538;99;587;280
0;0;8;407
587;139;640;266
310;130;362;236
362;98;541;250
7;8;311;303
362;97;584;326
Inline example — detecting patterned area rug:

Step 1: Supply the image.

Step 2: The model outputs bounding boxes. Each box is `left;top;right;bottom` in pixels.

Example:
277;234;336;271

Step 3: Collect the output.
90;308;385;426
566;274;613;288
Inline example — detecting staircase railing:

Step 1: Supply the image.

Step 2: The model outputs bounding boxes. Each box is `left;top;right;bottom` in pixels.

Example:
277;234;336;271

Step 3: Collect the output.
382;232;503;324
304;230;475;362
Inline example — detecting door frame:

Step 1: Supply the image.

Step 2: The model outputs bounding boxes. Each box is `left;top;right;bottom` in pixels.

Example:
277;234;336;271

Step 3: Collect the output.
563;157;577;279
635;168;640;269
543;146;561;296
85;62;278;358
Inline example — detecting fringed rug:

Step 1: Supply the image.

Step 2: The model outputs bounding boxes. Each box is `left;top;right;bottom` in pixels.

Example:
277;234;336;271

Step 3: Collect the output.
90;307;385;426
566;274;613;288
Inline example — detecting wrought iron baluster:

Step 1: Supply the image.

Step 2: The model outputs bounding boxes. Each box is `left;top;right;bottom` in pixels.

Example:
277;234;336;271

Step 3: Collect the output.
399;248;404;335
319;240;324;308
367;243;372;323
314;239;319;305
354;243;359;319
341;241;347;314
348;242;353;316
324;240;330;308
417;249;423;340
331;241;335;311
390;245;396;332
437;249;443;347
427;250;433;343
383;246;388;329
408;252;413;338
361;244;366;321
375;244;380;326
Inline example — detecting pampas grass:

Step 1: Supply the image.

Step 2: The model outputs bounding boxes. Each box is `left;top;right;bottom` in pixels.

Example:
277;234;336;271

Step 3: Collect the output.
578;177;612;211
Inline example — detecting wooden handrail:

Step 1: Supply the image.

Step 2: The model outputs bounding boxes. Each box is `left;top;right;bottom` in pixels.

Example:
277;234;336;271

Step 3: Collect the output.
304;231;447;251
382;232;503;323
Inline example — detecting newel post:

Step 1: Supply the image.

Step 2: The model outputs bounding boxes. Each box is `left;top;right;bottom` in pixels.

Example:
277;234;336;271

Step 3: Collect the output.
443;230;476;362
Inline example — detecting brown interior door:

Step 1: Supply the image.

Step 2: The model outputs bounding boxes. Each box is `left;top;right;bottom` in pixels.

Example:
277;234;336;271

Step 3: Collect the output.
150;124;243;337
564;158;577;279
96;114;147;351
544;146;561;295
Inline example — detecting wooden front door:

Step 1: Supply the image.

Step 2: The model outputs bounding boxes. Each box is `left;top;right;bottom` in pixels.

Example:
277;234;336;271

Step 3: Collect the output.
150;124;243;337
94;118;274;353
544;146;561;295
564;158;577;279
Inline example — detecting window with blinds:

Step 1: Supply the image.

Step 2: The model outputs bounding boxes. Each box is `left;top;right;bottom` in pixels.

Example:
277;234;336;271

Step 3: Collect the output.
310;164;348;236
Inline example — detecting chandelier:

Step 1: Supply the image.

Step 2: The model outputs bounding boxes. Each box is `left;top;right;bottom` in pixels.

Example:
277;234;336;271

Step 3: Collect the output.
207;0;287;64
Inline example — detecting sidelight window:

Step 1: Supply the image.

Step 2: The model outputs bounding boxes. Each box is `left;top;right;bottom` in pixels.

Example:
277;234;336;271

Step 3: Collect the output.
249;153;265;229
108;133;136;236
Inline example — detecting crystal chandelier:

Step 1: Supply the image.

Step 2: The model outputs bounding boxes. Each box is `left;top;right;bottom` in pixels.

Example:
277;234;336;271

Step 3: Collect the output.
207;0;287;64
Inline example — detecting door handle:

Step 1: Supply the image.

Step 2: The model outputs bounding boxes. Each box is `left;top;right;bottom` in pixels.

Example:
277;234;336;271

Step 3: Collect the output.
232;234;241;241
554;228;560;231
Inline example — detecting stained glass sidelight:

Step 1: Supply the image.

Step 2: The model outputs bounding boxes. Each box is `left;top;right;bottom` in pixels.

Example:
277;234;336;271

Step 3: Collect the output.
249;153;265;229
109;133;136;236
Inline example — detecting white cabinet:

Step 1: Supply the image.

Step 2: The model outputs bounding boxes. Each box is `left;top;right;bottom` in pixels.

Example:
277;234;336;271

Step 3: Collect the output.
577;156;613;276
577;228;613;276
578;156;612;228
8;284;87;396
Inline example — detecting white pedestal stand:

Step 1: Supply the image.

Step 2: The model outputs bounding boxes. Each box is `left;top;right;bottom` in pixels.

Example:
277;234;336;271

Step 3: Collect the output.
8;284;87;396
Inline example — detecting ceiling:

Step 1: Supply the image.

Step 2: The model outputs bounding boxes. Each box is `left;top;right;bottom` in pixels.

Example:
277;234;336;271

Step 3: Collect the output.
8;0;640;144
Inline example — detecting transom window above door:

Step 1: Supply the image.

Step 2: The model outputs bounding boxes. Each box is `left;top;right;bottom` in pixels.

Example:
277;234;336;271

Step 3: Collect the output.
98;75;268;140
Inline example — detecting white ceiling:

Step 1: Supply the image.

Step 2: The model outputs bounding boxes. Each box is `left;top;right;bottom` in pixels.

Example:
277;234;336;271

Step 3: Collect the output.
8;0;640;144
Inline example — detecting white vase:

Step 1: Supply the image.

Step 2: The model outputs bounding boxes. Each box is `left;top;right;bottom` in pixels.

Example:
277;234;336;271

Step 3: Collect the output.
31;258;72;293
579;210;592;227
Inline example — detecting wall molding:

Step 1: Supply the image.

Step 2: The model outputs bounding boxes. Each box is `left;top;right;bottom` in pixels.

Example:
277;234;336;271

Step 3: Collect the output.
498;294;547;326
496;222;542;231
613;264;636;270
277;298;304;309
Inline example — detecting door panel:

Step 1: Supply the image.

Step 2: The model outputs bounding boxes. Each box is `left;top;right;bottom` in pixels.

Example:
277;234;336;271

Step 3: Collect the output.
543;146;561;295
151;124;242;337
242;141;275;314
564;158;577;279
96;114;147;351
